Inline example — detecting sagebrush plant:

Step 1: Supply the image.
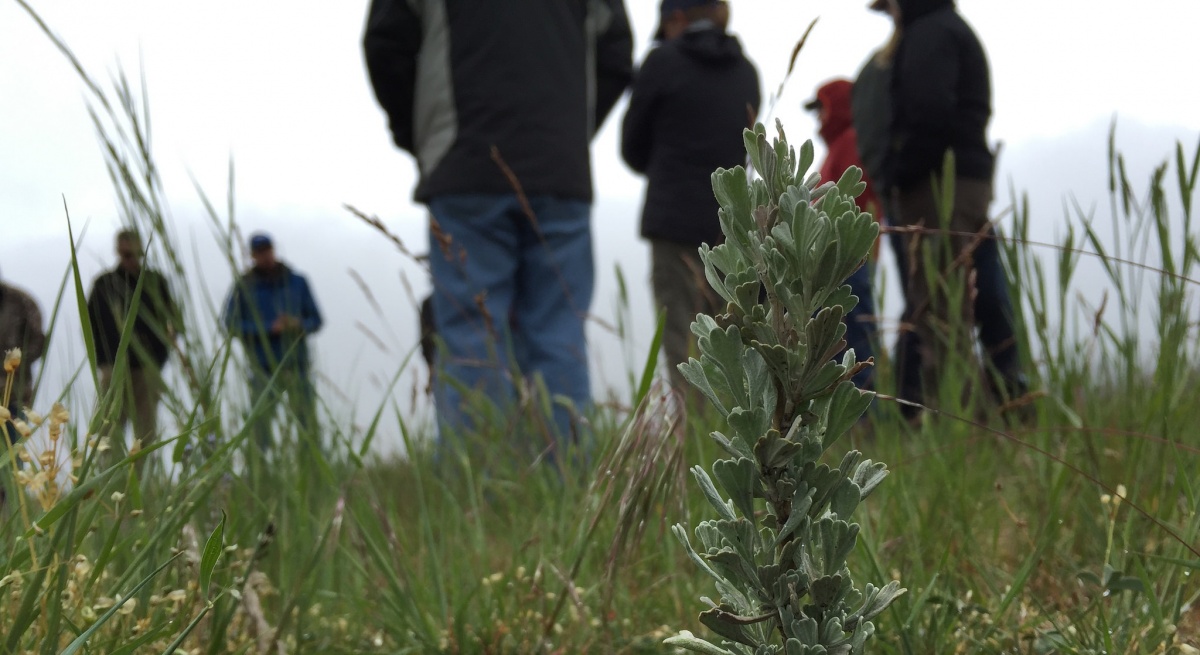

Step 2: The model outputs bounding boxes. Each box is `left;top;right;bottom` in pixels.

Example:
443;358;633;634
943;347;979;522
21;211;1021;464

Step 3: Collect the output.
666;122;904;654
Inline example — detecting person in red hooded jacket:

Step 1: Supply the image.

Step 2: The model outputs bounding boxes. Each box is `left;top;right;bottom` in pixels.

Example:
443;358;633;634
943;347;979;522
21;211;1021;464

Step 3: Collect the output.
807;78;880;392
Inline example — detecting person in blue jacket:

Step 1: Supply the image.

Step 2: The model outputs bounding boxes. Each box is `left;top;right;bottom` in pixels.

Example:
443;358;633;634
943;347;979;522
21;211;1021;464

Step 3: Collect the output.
223;233;323;449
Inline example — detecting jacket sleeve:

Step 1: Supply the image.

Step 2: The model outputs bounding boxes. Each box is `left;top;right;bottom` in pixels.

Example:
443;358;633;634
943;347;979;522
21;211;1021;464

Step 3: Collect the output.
363;0;423;154
749;62;762;127
593;0;634;134
298;277;323;335
85;278;115;364
20;294;45;365
894;22;959;140
158;273;181;336
222;283;260;339
620;51;665;174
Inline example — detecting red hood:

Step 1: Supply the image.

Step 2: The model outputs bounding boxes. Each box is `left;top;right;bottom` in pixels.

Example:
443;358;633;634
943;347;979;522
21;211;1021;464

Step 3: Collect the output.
815;79;854;146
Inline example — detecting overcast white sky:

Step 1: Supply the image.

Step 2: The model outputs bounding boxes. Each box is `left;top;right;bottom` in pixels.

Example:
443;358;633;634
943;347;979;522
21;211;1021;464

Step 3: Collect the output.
2;0;1199;450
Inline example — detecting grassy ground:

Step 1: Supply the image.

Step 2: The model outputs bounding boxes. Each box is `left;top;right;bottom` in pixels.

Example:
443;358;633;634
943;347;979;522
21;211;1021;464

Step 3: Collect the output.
3;5;1200;653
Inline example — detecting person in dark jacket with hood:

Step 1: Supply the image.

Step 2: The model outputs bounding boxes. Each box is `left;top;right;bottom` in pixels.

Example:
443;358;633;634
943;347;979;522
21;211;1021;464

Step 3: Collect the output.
0;271;45;446
621;0;759;390
363;0;633;454
856;0;1026;417
86;230;178;458
223;233;323;450
808;78;880;392
885;0;1021;409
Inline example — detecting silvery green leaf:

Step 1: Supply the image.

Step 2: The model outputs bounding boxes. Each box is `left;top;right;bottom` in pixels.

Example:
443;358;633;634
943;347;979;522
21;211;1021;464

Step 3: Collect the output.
725;407;770;457
664;631;739;655
835;165;866;199
829;480;862;519
823;382;873;449
783;612;819;644
814;518;860;575
784;637;829;655
774;485;814;546
744;346;775;409
743;125;768;180
713;167;755;239
713;518;760;569
837;451;863;477
712;430;755;460
851;460;889;499
712;458;758;524
680;358;729;418
674;524;736;590
708;548;760;593
810;178;836;203
753;428;804;472
810;574;844;609
699;607;763;648
797;137;815;183
847;581;906;627
692;466;738;522
701;243;737;305
734;280;763;316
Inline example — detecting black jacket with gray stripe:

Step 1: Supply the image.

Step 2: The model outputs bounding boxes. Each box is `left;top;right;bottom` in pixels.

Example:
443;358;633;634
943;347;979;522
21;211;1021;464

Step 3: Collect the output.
363;0;634;203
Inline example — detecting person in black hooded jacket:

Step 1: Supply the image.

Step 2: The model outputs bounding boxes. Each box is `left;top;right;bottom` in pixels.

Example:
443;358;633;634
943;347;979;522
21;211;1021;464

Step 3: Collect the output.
886;0;1016;407
859;0;1025;416
621;0;760;389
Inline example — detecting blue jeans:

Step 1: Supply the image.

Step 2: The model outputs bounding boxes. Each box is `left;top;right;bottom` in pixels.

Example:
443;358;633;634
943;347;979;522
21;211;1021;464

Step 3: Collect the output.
4;402;23;447
427;194;593;452
843;263;878;392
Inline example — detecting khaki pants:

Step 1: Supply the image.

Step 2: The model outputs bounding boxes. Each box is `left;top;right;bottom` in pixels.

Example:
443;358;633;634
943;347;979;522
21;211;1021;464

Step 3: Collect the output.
99;365;163;455
650;240;722;390
893;177;993;403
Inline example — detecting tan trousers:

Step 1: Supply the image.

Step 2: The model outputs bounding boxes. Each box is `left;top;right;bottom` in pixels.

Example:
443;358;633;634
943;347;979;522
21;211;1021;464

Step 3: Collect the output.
98;365;163;454
893;177;993;401
650;240;723;391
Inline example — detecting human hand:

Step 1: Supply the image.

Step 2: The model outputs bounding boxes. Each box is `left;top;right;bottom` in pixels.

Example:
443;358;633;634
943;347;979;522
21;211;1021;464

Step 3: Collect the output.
272;315;302;335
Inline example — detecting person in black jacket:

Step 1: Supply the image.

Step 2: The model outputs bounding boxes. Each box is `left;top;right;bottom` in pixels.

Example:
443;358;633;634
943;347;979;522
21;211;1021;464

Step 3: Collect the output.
885;0;1014;408
86;230;178;459
857;0;1025;416
363;0;633;454
621;0;759;390
0;271;45;447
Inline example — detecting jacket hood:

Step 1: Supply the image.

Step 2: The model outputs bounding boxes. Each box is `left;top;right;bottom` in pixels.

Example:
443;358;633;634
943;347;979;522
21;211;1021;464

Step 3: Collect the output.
898;0;954;24
815;79;854;145
675;25;745;65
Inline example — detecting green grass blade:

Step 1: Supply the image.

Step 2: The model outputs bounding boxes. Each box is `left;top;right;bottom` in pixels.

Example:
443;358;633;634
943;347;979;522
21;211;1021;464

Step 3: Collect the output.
200;511;226;597
635;308;666;407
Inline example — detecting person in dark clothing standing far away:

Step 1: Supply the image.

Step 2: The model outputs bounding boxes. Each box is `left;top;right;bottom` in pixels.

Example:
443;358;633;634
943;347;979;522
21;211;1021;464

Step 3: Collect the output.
0;272;46;446
621;0;759;391
854;0;1025;418
223;233;323;451
806;79;879;392
884;0;1025;413
363;0;633;456
87;230;178;466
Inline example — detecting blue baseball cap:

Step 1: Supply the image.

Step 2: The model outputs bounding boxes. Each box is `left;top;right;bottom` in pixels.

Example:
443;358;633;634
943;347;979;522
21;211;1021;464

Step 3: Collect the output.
654;0;722;41
249;232;273;252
